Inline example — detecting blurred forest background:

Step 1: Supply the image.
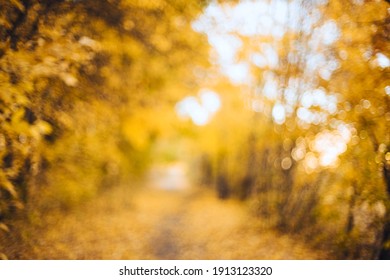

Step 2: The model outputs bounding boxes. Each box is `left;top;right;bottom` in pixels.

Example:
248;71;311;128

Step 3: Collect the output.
0;0;389;260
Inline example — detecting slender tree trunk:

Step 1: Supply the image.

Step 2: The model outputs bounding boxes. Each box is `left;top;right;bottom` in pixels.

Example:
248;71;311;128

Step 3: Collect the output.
216;155;230;199
343;181;358;258
378;163;390;259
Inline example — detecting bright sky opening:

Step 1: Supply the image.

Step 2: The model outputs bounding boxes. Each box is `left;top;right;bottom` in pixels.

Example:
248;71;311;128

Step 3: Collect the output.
176;89;221;126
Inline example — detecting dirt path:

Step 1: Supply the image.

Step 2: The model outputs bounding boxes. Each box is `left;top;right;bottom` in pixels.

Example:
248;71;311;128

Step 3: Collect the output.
8;165;328;259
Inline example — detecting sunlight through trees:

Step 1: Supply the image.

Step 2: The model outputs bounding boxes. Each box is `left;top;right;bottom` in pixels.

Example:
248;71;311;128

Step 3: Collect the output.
1;0;389;260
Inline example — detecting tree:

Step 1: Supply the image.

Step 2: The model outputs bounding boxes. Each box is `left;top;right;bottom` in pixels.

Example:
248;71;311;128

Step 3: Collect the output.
0;0;207;258
191;0;389;258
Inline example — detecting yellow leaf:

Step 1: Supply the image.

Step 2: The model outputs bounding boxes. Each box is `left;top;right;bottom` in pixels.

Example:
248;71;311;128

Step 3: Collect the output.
0;175;18;199
0;223;10;233
0;253;8;260
12;201;24;210
10;0;25;12
11;108;25;124
34;120;53;135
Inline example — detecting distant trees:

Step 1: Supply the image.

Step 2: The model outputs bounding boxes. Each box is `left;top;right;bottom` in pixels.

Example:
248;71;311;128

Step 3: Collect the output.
324;0;390;259
192;0;389;259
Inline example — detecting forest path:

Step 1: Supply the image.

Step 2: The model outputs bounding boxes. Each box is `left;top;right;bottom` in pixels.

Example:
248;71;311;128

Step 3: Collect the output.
18;164;326;259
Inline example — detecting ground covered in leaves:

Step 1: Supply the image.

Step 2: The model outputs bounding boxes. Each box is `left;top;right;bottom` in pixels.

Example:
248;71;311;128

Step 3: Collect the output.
4;182;328;259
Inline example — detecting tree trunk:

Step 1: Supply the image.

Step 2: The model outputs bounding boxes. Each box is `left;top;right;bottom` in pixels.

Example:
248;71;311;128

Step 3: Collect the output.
378;161;390;259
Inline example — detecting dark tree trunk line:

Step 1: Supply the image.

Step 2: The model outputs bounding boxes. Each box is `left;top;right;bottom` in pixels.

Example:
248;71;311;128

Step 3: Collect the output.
378;160;390;259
